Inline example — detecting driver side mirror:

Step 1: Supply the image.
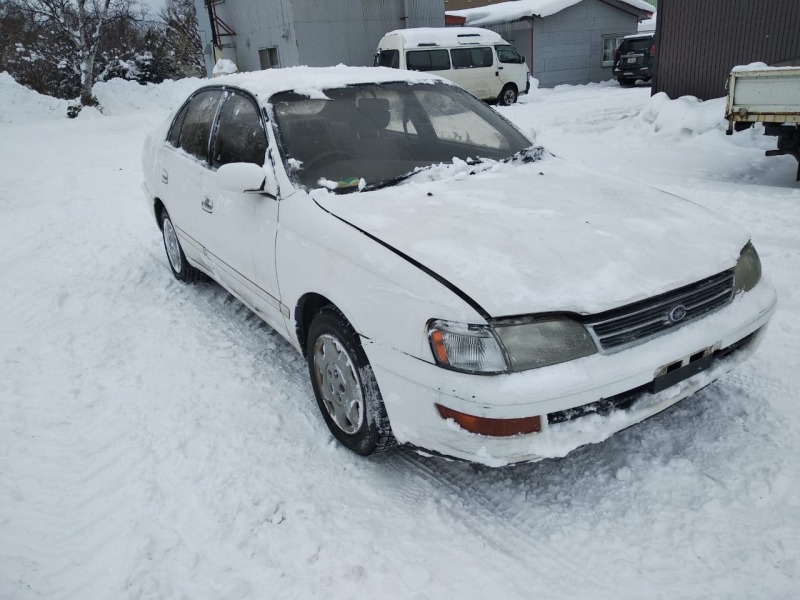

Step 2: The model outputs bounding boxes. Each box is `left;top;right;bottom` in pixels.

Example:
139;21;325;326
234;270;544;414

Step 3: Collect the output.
217;162;278;198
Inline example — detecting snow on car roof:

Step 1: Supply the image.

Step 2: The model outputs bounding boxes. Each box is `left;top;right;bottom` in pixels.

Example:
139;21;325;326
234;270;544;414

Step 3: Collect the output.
623;32;654;41
448;0;654;27
381;27;507;48
200;65;447;102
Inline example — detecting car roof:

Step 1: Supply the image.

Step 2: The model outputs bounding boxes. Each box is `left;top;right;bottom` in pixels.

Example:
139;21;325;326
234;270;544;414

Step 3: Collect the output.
623;33;654;41
198;66;448;103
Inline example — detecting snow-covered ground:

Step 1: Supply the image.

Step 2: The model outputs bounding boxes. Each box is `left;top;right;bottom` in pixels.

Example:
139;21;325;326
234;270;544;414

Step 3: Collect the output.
1;73;799;599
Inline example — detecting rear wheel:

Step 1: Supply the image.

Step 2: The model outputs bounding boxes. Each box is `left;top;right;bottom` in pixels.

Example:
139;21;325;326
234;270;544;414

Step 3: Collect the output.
160;210;202;283
498;84;518;106
307;306;395;456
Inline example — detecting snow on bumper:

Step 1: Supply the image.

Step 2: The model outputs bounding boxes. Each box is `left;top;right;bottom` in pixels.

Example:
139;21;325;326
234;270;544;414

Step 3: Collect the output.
363;280;777;466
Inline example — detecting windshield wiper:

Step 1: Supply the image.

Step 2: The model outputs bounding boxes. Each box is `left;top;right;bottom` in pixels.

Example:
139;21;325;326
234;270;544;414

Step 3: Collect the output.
362;166;432;192
504;145;547;164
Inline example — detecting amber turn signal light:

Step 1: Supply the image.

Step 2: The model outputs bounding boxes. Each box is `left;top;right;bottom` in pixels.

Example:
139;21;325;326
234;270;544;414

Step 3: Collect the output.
429;329;450;364
435;404;541;437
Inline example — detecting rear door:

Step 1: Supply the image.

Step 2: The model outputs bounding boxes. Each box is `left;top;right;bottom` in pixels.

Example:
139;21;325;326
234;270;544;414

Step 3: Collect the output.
618;37;652;75
160;88;223;268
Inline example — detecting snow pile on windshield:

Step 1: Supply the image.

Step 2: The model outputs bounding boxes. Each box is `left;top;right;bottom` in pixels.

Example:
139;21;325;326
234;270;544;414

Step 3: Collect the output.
637;92;726;137
448;0;653;26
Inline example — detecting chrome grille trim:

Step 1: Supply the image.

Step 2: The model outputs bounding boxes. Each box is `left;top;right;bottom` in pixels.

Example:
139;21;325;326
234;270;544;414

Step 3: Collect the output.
586;270;735;352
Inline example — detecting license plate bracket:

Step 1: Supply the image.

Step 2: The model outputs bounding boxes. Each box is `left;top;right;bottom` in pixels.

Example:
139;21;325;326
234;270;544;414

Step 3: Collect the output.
651;350;714;394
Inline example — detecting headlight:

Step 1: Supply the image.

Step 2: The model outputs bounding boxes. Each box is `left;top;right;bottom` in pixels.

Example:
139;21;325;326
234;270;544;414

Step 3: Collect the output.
427;317;597;374
734;242;762;294
428;320;507;374
494;318;597;371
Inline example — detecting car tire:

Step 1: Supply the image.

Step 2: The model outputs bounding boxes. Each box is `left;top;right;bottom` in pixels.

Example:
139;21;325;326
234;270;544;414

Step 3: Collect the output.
498;84;518;106
618;77;635;87
160;209;203;283
307;306;395;456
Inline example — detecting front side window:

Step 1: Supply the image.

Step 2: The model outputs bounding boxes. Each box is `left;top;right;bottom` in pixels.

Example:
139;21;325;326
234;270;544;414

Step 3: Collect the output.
374;49;399;68
406;49;451;72
496;45;523;64
271;82;530;191
211;91;268;168
177;89;223;162
451;47;494;69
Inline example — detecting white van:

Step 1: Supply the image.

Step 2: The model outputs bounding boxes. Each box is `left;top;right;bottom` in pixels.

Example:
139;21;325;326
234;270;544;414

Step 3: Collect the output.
374;27;530;105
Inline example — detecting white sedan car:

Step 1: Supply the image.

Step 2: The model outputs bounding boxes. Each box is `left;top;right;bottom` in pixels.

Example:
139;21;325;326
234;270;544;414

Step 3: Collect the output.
141;66;776;466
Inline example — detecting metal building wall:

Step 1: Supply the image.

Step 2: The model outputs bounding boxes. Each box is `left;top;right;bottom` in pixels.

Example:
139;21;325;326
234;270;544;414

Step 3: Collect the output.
482;0;638;87
653;0;800;100
292;0;444;67
196;0;301;73
195;0;444;75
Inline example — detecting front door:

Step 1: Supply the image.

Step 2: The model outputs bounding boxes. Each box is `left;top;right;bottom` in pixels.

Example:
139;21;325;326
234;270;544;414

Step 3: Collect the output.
197;90;287;333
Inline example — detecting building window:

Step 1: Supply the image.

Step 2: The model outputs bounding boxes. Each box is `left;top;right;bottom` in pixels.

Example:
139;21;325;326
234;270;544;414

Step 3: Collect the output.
259;47;279;69
602;35;625;67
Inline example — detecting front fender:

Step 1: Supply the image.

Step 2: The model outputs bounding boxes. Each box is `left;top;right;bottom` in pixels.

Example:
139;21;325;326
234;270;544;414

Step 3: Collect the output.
276;192;483;361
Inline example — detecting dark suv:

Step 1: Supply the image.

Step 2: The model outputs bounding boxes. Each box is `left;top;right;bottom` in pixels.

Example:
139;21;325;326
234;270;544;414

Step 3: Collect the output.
613;33;655;86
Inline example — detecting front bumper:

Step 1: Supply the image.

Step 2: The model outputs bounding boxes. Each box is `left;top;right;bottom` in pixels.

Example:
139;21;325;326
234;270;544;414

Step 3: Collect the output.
363;280;777;466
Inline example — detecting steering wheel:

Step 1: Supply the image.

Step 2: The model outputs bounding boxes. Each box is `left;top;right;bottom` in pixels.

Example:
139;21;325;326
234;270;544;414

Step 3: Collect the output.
303;150;350;173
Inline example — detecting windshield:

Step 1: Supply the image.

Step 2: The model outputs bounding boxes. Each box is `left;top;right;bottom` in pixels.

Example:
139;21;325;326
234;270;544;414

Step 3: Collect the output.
270;82;531;191
621;37;652;54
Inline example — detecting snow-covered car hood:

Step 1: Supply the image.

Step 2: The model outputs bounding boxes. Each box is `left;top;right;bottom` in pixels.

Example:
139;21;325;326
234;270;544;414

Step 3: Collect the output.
312;158;750;318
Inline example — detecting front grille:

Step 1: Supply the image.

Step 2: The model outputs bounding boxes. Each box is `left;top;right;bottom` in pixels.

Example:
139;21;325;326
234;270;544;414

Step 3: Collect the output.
586;270;735;351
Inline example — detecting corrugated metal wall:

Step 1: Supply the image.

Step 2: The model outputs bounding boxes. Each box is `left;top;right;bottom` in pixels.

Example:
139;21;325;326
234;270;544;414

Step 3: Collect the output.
195;0;444;74
483;0;638;87
293;0;444;67
653;0;800;100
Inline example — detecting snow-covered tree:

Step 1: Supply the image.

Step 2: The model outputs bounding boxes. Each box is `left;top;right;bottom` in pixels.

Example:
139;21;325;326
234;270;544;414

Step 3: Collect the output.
159;0;205;78
8;0;132;105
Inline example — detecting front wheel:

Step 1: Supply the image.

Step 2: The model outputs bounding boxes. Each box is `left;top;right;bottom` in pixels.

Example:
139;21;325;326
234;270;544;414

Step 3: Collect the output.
307;306;395;456
498;84;518;106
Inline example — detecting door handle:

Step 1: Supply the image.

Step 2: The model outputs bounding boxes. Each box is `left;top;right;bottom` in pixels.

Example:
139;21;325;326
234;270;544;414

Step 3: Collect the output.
201;197;213;213
161;169;168;184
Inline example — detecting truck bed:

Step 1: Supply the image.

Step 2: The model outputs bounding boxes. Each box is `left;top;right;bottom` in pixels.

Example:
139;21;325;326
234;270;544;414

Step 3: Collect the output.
725;67;800;124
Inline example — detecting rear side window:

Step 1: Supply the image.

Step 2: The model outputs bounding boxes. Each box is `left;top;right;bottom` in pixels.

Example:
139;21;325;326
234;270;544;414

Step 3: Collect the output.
211;92;268;168
496;45;523;64
374;50;399;68
451;47;494;69
168;102;190;147
177;89;223;162
406;49;451;71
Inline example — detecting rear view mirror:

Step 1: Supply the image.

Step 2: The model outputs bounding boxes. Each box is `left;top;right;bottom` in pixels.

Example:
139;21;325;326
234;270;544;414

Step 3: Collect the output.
217;162;278;197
